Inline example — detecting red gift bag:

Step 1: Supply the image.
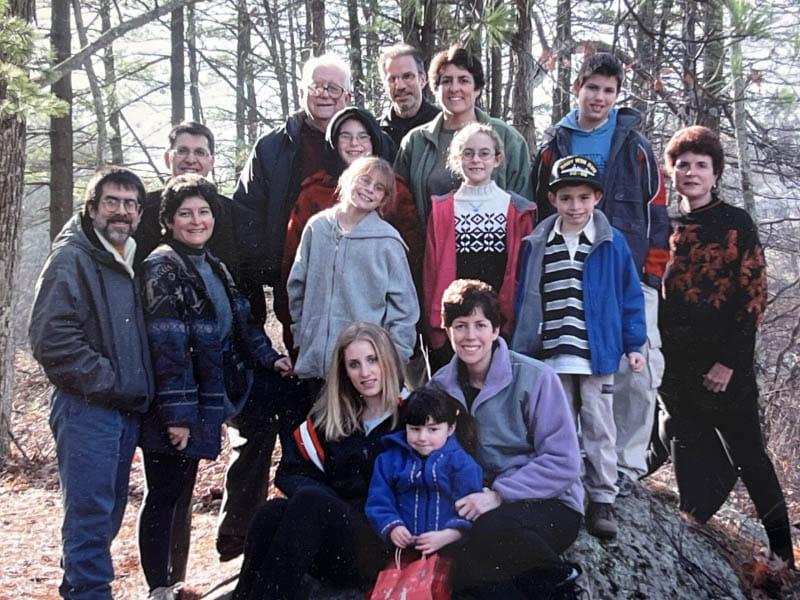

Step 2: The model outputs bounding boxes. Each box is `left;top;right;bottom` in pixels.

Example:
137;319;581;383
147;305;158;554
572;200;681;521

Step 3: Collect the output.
368;549;452;600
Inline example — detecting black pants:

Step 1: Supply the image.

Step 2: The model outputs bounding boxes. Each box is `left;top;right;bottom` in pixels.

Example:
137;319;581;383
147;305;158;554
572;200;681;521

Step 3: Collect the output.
659;368;794;564
138;451;200;590
444;499;581;591
232;486;387;600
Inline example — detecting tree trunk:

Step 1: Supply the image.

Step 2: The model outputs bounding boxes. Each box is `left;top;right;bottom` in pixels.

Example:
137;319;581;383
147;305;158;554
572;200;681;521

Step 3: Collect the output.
288;3;299;110
552;0;571;123
699;0;724;130
681;0;698;124
0;0;33;465
512;0;536;150
186;4;203;122
361;0;380;111
100;0;123;164
236;0;250;149
72;0;109;166
420;0;437;63
307;0;325;56
49;0;74;241
401;0;421;47
263;0;290;119
489;45;502;118
631;0;656;135
346;0;364;105
730;35;754;215
171;7;185;124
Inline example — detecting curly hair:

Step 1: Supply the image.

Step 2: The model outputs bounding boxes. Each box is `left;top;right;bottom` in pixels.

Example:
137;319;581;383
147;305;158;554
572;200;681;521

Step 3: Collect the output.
663;125;725;177
159;174;220;231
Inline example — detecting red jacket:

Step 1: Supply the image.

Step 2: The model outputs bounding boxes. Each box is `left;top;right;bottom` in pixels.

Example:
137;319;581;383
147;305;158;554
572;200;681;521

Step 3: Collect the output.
423;191;535;349
276;169;423;352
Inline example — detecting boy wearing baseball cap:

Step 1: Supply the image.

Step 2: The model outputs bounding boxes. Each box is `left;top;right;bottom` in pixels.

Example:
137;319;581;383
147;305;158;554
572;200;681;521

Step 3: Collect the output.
512;155;646;539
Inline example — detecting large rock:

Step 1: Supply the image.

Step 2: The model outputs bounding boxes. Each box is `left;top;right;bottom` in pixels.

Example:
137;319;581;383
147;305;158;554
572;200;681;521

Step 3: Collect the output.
202;482;747;599
565;481;746;599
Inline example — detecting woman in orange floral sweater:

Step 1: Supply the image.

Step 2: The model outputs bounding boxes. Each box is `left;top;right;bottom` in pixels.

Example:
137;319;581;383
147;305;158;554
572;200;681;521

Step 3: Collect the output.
658;126;794;568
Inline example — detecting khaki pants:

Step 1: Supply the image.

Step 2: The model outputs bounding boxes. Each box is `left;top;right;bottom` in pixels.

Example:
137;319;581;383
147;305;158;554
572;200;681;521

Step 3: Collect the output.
613;284;665;479
560;373;618;504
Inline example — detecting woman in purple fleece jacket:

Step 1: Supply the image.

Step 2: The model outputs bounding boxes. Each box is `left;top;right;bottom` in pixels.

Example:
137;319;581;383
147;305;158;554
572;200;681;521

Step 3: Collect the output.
428;279;588;598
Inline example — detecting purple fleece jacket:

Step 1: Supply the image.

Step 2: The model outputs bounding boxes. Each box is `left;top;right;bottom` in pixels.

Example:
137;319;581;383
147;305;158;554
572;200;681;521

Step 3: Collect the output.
429;338;584;514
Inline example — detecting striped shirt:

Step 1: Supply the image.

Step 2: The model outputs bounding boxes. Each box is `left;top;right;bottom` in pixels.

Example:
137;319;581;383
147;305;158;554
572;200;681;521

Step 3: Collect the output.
541;217;594;374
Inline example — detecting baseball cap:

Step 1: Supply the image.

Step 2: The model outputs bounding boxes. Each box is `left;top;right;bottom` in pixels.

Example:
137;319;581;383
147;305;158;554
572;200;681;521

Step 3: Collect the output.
549;155;603;192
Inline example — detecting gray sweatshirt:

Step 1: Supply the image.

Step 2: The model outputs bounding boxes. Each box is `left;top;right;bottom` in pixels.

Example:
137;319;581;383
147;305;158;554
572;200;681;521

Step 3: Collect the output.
288;207;419;379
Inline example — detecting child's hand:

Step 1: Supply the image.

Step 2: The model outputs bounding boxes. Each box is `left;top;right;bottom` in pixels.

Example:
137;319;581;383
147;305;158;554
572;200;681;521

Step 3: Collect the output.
415;529;462;556
273;356;293;377
628;351;645;372
389;525;415;549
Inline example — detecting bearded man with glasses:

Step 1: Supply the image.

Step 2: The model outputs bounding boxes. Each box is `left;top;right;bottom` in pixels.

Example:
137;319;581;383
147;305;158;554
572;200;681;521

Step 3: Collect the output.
30;166;155;599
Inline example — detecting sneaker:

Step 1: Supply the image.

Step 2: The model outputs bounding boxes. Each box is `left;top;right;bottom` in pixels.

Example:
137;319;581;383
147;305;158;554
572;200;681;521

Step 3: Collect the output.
553;563;593;600
216;534;245;562
586;502;618;539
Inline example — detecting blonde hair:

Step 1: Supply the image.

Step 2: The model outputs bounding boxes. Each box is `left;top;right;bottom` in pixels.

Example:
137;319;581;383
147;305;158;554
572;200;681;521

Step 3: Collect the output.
309;322;404;441
446;122;504;176
336;156;397;211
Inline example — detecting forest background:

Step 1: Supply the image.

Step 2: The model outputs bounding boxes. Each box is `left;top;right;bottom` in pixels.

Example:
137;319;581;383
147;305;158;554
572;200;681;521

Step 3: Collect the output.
0;0;799;594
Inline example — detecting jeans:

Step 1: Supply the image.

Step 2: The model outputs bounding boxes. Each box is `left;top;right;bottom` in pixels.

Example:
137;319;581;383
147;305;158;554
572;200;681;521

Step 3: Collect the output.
49;389;140;600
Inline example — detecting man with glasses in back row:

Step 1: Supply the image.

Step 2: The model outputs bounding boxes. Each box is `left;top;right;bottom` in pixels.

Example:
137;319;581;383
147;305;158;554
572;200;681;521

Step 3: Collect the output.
30;167;155;599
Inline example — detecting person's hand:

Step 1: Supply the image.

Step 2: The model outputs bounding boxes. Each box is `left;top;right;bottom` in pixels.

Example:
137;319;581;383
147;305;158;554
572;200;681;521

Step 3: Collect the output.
455;488;502;521
273;356;293;377
415;529;462;556
167;426;190;450
389;525;415;549
703;362;733;393
628;351;645;372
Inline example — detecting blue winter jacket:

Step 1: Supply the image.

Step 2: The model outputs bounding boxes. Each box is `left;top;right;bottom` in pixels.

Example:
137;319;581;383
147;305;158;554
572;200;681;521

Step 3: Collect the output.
140;240;281;459
365;431;483;541
512;210;646;375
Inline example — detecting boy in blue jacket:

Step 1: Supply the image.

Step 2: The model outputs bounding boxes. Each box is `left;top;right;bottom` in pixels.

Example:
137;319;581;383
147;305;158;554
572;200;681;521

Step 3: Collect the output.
512;155;645;540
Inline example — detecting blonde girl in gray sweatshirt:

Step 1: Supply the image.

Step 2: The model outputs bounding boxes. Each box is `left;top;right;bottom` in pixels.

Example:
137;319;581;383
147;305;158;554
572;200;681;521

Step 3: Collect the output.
288;157;420;381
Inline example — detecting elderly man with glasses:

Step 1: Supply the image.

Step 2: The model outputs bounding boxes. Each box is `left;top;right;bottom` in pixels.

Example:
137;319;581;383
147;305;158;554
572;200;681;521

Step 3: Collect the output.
30;166;155;599
378;44;441;150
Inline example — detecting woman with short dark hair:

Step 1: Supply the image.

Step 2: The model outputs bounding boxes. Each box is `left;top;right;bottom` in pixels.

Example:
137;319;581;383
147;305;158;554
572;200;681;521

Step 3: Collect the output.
658;125;794;568
138;174;292;599
428;279;588;596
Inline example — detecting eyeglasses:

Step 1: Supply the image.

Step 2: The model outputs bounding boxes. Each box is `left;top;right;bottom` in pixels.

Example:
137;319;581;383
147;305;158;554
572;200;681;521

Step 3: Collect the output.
385;71;421;85
173;147;211;159
338;132;372;144
99;197;140;212
461;148;496;160
307;82;346;99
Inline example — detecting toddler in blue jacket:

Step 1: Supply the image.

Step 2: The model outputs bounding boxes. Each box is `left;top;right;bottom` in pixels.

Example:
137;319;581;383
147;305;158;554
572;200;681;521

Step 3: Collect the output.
365;388;483;555
512;155;646;541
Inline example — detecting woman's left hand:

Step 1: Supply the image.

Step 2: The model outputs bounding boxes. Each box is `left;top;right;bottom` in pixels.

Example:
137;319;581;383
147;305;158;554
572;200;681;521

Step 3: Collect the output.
167;426;190;450
273;356;293;377
455;488;502;521
703;362;733;393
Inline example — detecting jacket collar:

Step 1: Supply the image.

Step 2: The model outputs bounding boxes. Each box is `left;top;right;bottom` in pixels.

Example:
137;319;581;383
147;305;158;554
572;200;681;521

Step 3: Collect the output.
432;338;514;412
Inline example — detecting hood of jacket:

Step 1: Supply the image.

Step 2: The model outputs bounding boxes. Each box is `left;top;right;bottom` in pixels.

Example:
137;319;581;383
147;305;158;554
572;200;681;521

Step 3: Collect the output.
317;207;408;247
324;107;388;176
